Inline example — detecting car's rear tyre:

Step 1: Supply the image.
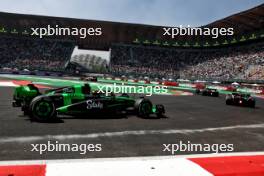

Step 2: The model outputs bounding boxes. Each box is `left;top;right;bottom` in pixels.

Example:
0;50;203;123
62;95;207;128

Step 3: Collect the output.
134;98;153;118
226;98;232;105
30;96;57;122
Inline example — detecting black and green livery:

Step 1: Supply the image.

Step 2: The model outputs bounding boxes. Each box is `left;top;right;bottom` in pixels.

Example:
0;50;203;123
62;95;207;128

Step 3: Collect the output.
13;84;165;122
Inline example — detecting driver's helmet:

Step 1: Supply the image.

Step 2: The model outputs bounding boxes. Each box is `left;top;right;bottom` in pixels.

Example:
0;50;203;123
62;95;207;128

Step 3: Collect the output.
82;84;91;94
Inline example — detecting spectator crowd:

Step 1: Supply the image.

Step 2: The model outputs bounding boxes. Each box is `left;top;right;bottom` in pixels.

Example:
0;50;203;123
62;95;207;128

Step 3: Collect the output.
110;42;264;81
0;35;263;81
181;45;264;80
0;36;74;72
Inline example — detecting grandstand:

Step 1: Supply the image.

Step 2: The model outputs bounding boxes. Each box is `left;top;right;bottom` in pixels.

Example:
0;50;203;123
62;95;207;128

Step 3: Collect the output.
180;41;264;80
0;36;74;72
245;65;264;80
0;4;263;81
69;54;108;73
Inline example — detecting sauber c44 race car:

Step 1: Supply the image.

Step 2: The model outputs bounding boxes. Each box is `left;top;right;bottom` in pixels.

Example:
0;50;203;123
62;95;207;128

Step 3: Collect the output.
225;93;255;108
12;84;165;122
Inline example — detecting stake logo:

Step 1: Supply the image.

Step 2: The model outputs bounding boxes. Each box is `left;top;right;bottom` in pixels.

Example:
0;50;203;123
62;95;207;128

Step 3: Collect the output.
86;100;103;109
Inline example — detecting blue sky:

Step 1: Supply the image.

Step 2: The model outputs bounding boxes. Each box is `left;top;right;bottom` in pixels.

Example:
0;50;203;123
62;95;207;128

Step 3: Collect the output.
0;0;263;26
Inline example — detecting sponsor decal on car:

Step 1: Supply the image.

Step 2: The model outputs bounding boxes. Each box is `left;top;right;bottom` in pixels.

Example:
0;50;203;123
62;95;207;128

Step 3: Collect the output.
86;100;103;109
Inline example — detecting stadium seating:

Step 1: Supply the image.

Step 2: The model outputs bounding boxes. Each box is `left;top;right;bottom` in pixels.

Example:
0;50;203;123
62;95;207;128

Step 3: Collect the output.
0;35;263;82
110;41;264;81
0;36;74;72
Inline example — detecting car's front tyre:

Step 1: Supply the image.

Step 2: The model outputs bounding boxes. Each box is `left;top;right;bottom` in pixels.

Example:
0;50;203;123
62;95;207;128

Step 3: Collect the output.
134;98;153;118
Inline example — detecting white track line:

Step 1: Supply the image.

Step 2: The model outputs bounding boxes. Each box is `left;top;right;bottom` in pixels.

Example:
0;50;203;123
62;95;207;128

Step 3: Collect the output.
1;123;264;143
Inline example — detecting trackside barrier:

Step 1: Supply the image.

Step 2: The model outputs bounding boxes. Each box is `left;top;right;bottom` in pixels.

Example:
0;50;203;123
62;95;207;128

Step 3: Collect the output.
0;153;263;176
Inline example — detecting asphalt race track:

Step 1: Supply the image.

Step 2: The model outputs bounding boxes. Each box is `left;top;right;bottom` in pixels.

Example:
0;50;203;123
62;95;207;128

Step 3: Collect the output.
0;87;264;161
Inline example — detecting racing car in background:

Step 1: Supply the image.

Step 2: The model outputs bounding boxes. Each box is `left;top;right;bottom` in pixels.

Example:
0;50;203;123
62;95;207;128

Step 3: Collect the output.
80;76;97;82
225;92;255;108
12;84;165;122
196;88;219;97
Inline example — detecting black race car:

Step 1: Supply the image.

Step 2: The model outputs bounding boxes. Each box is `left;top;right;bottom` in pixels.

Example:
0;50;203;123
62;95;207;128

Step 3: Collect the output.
196;88;219;97
80;76;97;82
225;93;255;108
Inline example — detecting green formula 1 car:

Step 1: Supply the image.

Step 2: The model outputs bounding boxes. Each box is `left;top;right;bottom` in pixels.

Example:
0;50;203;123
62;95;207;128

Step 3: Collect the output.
12;84;165;122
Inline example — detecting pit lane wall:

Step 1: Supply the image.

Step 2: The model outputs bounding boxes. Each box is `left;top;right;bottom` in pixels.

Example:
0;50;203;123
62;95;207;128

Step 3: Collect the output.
0;153;263;176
